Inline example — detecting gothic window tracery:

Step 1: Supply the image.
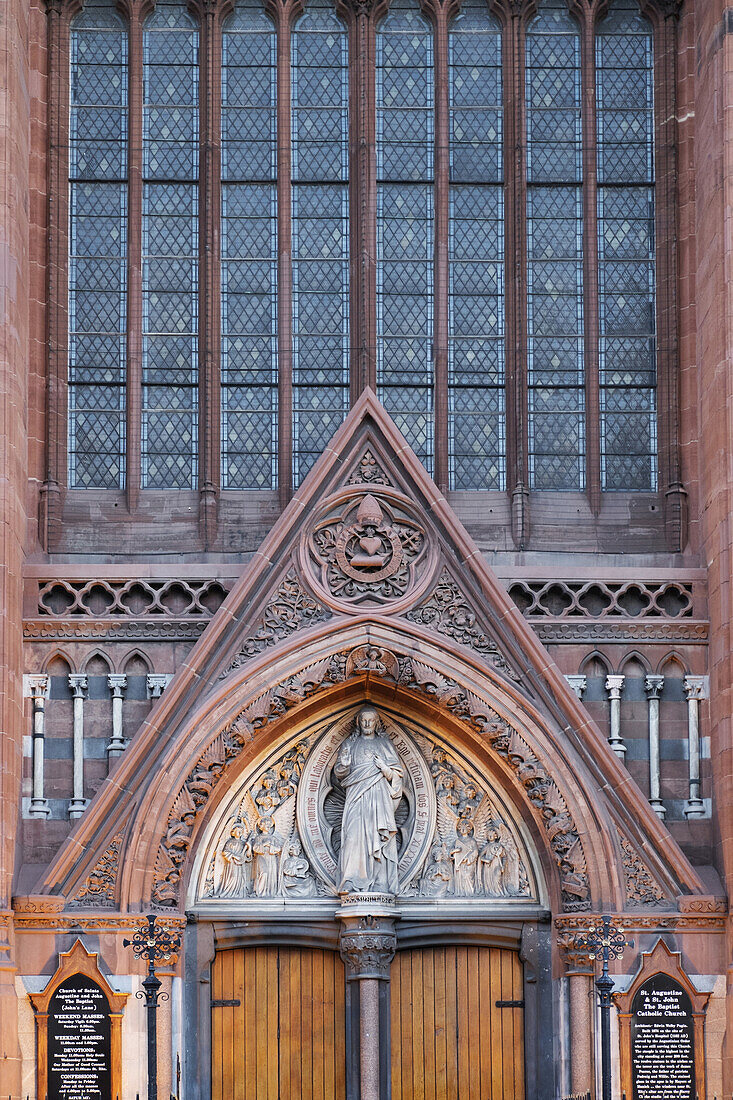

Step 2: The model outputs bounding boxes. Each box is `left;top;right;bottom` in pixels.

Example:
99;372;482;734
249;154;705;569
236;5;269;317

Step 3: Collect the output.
59;0;671;506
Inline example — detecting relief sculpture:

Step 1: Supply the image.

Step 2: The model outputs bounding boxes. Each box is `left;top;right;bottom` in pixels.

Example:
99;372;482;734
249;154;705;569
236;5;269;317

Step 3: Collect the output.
206;741;318;900
200;708;534;908
417;746;529;899
334;706;404;896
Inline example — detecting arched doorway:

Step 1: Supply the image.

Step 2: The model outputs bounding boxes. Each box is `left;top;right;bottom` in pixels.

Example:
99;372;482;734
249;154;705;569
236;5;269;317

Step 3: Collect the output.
195;700;544;1099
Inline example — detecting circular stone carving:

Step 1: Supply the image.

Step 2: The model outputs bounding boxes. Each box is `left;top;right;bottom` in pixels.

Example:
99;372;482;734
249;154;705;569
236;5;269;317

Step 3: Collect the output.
302;490;434;611
296;712;436;894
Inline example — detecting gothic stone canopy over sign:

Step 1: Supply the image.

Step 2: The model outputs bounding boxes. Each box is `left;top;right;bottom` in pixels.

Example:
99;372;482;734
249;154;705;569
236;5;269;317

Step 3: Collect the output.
191;704;539;913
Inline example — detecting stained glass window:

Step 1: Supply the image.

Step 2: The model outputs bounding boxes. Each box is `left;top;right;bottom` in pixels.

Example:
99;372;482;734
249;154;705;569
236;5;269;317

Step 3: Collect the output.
291;0;349;487
597;0;657;490
221;0;277;489
68;0;128;488
142;1;199;488
376;0;434;472
448;0;504;489
526;0;585;490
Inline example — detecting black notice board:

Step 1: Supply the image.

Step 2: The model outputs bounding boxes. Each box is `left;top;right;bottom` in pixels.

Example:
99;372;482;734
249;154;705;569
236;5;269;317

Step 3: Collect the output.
631;972;695;1100
47;973;112;1100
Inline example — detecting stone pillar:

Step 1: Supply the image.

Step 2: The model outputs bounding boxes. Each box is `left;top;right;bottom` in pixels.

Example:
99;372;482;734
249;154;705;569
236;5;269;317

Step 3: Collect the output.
68;674;88;819
683;675;707;819
338;906;397;1100
147;673;172;699
27;675;50;818
106;674;127;761
559;934;595;1097
605;674;626;759
565;674;587;700
644;674;665;819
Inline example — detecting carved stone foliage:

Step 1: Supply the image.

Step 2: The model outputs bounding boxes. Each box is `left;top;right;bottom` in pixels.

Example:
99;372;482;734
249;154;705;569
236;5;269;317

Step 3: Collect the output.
618;831;668;908
407;570;519;682
338;914;397;980
346;449;393;487
153;643;588;911
220;570;330;679
69;831;124;909
304;492;430;608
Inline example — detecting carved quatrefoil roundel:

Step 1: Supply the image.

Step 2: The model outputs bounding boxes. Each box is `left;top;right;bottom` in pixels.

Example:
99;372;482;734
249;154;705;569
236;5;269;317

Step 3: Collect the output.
303;490;434;611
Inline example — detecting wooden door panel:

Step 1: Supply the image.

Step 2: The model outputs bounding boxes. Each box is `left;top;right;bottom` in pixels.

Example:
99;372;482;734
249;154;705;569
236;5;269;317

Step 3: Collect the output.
212;946;346;1100
391;946;525;1100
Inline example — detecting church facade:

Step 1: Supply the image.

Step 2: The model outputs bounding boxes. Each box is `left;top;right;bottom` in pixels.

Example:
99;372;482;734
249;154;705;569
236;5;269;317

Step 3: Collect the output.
1;0;733;1096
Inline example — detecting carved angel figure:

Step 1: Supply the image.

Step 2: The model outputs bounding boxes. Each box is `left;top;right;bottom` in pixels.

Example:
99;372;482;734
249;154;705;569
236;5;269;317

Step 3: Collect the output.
212;822;253;899
450;818;479;895
479;822;522;897
252;818;285;895
435;787;515;897
334;706;404;895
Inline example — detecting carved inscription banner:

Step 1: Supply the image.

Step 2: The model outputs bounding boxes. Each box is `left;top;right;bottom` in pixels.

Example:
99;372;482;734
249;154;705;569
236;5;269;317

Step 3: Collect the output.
47;975;112;1100
29;941;127;1100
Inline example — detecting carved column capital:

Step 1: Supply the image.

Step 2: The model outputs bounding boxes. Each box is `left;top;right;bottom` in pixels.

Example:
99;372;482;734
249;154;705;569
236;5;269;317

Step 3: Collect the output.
25;674;49;701
107;673;127;697
565;674;587;700
557;931;595;975
147;673;172;699
338;914;397;981
644;674;664;700
604;674;625;700
68;673;88;698
683;675;707;702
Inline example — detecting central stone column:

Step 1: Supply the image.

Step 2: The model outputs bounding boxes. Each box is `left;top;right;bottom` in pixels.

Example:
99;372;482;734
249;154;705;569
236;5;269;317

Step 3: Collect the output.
337;897;397;1100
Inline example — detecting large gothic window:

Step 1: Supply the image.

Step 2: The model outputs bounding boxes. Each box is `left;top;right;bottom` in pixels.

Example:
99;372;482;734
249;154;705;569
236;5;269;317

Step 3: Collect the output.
68;0;128;488
59;0;671;508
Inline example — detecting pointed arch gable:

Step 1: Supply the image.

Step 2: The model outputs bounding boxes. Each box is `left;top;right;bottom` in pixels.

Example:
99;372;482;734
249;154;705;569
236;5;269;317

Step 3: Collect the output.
37;392;706;916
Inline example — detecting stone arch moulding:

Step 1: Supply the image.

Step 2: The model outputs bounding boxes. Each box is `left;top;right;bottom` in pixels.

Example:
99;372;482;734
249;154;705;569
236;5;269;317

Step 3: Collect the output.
36;391;705;916
109;623;682;916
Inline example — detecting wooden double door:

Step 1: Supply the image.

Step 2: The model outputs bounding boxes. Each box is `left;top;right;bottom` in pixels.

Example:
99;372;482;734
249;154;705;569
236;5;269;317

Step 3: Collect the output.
211;944;525;1100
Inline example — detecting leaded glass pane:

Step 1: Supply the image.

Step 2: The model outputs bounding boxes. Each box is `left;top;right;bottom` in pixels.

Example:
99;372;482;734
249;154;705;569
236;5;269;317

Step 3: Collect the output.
597;0;657;490
221;0;277;489
291;0;349;487
68;0;127;489
526;1;585;490
376;0;433;470
142;2;199;488
448;0;504;489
